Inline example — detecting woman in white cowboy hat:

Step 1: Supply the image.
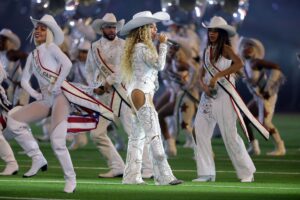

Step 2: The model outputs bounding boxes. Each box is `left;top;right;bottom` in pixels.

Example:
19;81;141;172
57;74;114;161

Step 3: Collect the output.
6;14;76;193
238;37;286;156
86;12;154;179
120;10;182;185
193;16;256;182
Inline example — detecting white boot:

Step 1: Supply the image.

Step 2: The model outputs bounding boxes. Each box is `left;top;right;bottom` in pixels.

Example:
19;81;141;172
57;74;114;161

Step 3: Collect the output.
50;120;76;193
0;161;18;176
6;114;47;177
267;132;286;156
241;174;254;182
64;178;77;193
0;132;19;175
23;155;48;177
193;175;216;182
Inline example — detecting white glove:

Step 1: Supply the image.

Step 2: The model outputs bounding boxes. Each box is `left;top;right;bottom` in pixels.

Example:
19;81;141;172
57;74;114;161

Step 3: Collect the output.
32;92;43;101
106;74;117;85
48;84;62;96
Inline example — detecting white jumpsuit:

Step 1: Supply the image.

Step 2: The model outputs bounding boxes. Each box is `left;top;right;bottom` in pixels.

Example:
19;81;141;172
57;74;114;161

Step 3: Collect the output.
194;52;256;180
7;43;76;187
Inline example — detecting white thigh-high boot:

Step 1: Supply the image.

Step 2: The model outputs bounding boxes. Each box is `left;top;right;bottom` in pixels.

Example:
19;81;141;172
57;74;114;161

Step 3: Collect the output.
0;131;18;175
6;115;47;177
141;142;153;179
50;120;76;193
137;103;182;185
122;114;145;184
120;107;153;179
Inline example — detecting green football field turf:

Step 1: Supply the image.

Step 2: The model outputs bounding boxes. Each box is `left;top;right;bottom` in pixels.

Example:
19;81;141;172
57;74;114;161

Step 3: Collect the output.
0;114;299;200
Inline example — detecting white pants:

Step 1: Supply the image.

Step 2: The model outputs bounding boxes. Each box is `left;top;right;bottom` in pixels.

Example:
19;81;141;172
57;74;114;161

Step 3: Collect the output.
194;90;256;179
90;104;152;173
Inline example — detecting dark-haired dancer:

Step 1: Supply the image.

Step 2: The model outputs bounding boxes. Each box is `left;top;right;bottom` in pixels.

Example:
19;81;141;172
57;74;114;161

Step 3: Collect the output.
193;16;256;182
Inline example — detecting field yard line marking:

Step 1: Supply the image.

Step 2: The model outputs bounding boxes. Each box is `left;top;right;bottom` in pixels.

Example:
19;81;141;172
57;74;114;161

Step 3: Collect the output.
218;158;300;163
174;170;300;175
0;197;77;200
13;158;300;163
0;179;299;191
1;164;299;175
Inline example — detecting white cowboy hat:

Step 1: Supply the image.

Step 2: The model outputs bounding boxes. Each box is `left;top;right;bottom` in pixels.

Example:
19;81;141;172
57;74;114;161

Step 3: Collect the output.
30;14;64;45
120;11;170;36
238;37;265;59
92;13;125;35
202;16;236;37
0;29;21;50
78;40;91;51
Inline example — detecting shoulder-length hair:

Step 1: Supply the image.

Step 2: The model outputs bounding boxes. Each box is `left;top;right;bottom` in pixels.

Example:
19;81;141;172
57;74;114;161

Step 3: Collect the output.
207;28;231;63
121;24;157;84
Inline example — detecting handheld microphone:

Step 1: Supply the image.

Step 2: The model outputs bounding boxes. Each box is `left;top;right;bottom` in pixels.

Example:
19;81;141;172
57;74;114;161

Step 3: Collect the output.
156;33;180;48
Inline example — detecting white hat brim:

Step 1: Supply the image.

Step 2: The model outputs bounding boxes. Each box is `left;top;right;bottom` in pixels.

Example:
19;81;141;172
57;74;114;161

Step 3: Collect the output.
120;12;170;36
30;17;64;45
0;31;21;50
202;22;236;37
238;37;265;59
92;19;125;35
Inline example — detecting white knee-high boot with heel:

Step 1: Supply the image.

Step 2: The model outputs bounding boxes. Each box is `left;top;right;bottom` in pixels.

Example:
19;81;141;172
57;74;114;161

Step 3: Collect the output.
50;120;76;193
0;132;18;175
7;114;47;178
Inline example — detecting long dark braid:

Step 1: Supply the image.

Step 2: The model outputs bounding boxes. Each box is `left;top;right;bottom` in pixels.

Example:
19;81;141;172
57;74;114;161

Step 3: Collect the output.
207;29;231;63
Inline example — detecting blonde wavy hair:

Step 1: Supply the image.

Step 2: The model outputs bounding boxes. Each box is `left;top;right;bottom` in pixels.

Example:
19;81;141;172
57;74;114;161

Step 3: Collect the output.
121;24;157;84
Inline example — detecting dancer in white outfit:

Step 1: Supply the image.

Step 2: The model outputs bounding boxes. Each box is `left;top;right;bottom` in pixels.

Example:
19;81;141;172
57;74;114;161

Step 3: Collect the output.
193;16;256;182
0;60;19;176
120;11;182;185
86;13;153;178
6;14;76;193
0;30;47;179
